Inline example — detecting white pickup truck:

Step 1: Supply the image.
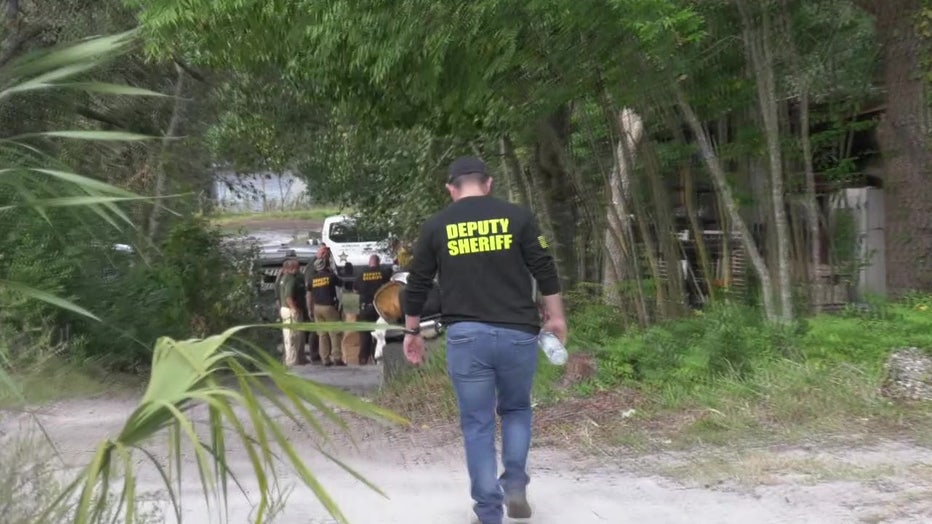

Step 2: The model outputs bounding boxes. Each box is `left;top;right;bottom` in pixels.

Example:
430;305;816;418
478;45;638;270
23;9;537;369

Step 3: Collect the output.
313;214;395;284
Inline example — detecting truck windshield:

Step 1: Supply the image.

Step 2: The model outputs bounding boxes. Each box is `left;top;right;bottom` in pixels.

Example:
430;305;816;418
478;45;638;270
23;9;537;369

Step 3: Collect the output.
328;221;387;243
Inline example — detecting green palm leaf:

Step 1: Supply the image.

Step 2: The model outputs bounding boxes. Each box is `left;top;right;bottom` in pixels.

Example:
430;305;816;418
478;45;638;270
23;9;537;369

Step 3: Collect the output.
0;279;101;321
32;130;156;141
37;322;407;524
0;30;138;83
0;26;406;524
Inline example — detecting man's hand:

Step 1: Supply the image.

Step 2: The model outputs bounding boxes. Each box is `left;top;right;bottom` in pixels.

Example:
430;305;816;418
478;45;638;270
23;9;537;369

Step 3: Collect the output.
403;334;425;365
541;294;568;344
543;314;568;345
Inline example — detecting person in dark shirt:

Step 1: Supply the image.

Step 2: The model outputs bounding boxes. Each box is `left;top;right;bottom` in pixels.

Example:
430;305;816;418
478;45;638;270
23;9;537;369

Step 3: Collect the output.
354;254;390;365
307;257;345;366
304;247;333;364
403;156;568;524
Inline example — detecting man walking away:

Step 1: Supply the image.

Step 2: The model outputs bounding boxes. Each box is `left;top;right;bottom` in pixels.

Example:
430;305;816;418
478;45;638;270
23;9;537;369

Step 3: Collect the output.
307;257;346;366
354;254;390;365
277;258;304;367
402;156;568;524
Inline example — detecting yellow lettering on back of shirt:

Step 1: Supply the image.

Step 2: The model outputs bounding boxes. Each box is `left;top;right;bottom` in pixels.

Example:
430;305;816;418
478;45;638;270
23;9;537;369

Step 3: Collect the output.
444;217;515;256
312;277;330;288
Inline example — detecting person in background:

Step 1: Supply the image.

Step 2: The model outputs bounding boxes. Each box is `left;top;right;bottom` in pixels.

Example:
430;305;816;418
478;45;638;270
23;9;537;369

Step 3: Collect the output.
396;241;413;269
388;237;412;271
303;245;333;364
277;257;304;367
293;260;311;365
275;250;310;364
354;254;391;365
402;156;567;524
307;257;345;366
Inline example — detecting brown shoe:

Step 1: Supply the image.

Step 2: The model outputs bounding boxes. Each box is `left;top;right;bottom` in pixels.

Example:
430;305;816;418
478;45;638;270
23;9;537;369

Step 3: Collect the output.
505;491;532;519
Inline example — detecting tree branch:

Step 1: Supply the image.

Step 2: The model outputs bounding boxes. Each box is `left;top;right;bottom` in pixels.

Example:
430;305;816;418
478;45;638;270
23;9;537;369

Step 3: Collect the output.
76;108;157;136
172;56;209;84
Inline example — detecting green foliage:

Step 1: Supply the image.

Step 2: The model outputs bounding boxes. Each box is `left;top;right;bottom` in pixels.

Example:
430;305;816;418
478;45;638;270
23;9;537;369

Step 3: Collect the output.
563;282;629;345
801;300;932;366
70;218;259;369
581;298;932;394
589;303;796;388
1;208;260;370
299;123;455;240
38;322;403;524
0;26;405;524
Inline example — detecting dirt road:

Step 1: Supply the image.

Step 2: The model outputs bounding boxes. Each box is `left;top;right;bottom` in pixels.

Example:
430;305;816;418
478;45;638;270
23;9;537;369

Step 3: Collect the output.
3;217;927;523
3;380;930;524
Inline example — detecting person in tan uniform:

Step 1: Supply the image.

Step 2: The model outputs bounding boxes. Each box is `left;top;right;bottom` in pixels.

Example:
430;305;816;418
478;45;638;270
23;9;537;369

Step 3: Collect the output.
306;257;345;366
277;258;304;367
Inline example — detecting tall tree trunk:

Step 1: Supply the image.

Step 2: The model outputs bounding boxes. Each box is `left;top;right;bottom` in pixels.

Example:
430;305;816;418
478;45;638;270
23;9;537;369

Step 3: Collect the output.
663;108;714;303
859;0;932;294
147;63;187;240
533;107;584;290
674;83;779;322
642;137;687;317
681;164;713;298
603;109;650;324
619;127;666;319
713;118;733;292
739;0;794;322
780;0;822;313
500;135;531;208
540;106;603;286
799;68;822;312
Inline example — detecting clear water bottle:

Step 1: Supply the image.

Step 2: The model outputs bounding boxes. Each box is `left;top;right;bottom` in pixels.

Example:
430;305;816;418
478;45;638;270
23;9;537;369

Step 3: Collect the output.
539;331;568;366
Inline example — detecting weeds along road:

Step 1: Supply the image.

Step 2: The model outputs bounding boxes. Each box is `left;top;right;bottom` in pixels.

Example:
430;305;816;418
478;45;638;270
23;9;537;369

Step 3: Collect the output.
3;383;931;524
3;217;926;523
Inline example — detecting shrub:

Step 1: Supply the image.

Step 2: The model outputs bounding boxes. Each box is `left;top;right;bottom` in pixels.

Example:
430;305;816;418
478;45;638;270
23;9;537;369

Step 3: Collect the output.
590;302;801;389
69;217;260;370
584;295;932;393
0;210;256;370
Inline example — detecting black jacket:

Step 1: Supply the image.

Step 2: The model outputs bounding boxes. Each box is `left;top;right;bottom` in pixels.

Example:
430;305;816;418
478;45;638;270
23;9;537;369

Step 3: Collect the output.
404;195;560;333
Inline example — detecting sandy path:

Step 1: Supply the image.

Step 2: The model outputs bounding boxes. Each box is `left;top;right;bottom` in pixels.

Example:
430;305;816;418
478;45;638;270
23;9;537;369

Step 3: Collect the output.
5;220;930;522
3;384;931;524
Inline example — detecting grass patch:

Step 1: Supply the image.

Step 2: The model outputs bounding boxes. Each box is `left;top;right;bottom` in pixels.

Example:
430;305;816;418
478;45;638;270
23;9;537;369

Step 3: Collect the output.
0;359;141;408
378;297;932;455
0;431;164;523
210;206;346;226
624;358;930;450
658;451;916;488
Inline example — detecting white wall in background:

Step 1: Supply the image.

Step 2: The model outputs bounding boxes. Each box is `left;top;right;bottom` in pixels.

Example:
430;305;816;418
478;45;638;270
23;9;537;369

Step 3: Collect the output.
212;170;311;212
832;186;886;298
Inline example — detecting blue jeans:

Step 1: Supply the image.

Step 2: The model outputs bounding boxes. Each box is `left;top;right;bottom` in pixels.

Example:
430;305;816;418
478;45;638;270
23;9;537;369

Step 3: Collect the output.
445;321;539;524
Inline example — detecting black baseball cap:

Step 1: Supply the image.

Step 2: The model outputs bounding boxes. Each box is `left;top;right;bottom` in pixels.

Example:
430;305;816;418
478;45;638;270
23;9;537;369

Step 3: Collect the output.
447;156;487;183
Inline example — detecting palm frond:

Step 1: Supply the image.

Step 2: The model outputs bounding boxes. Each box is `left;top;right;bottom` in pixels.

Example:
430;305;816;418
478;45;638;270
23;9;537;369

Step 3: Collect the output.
0;27;407;524
38;322;407;524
